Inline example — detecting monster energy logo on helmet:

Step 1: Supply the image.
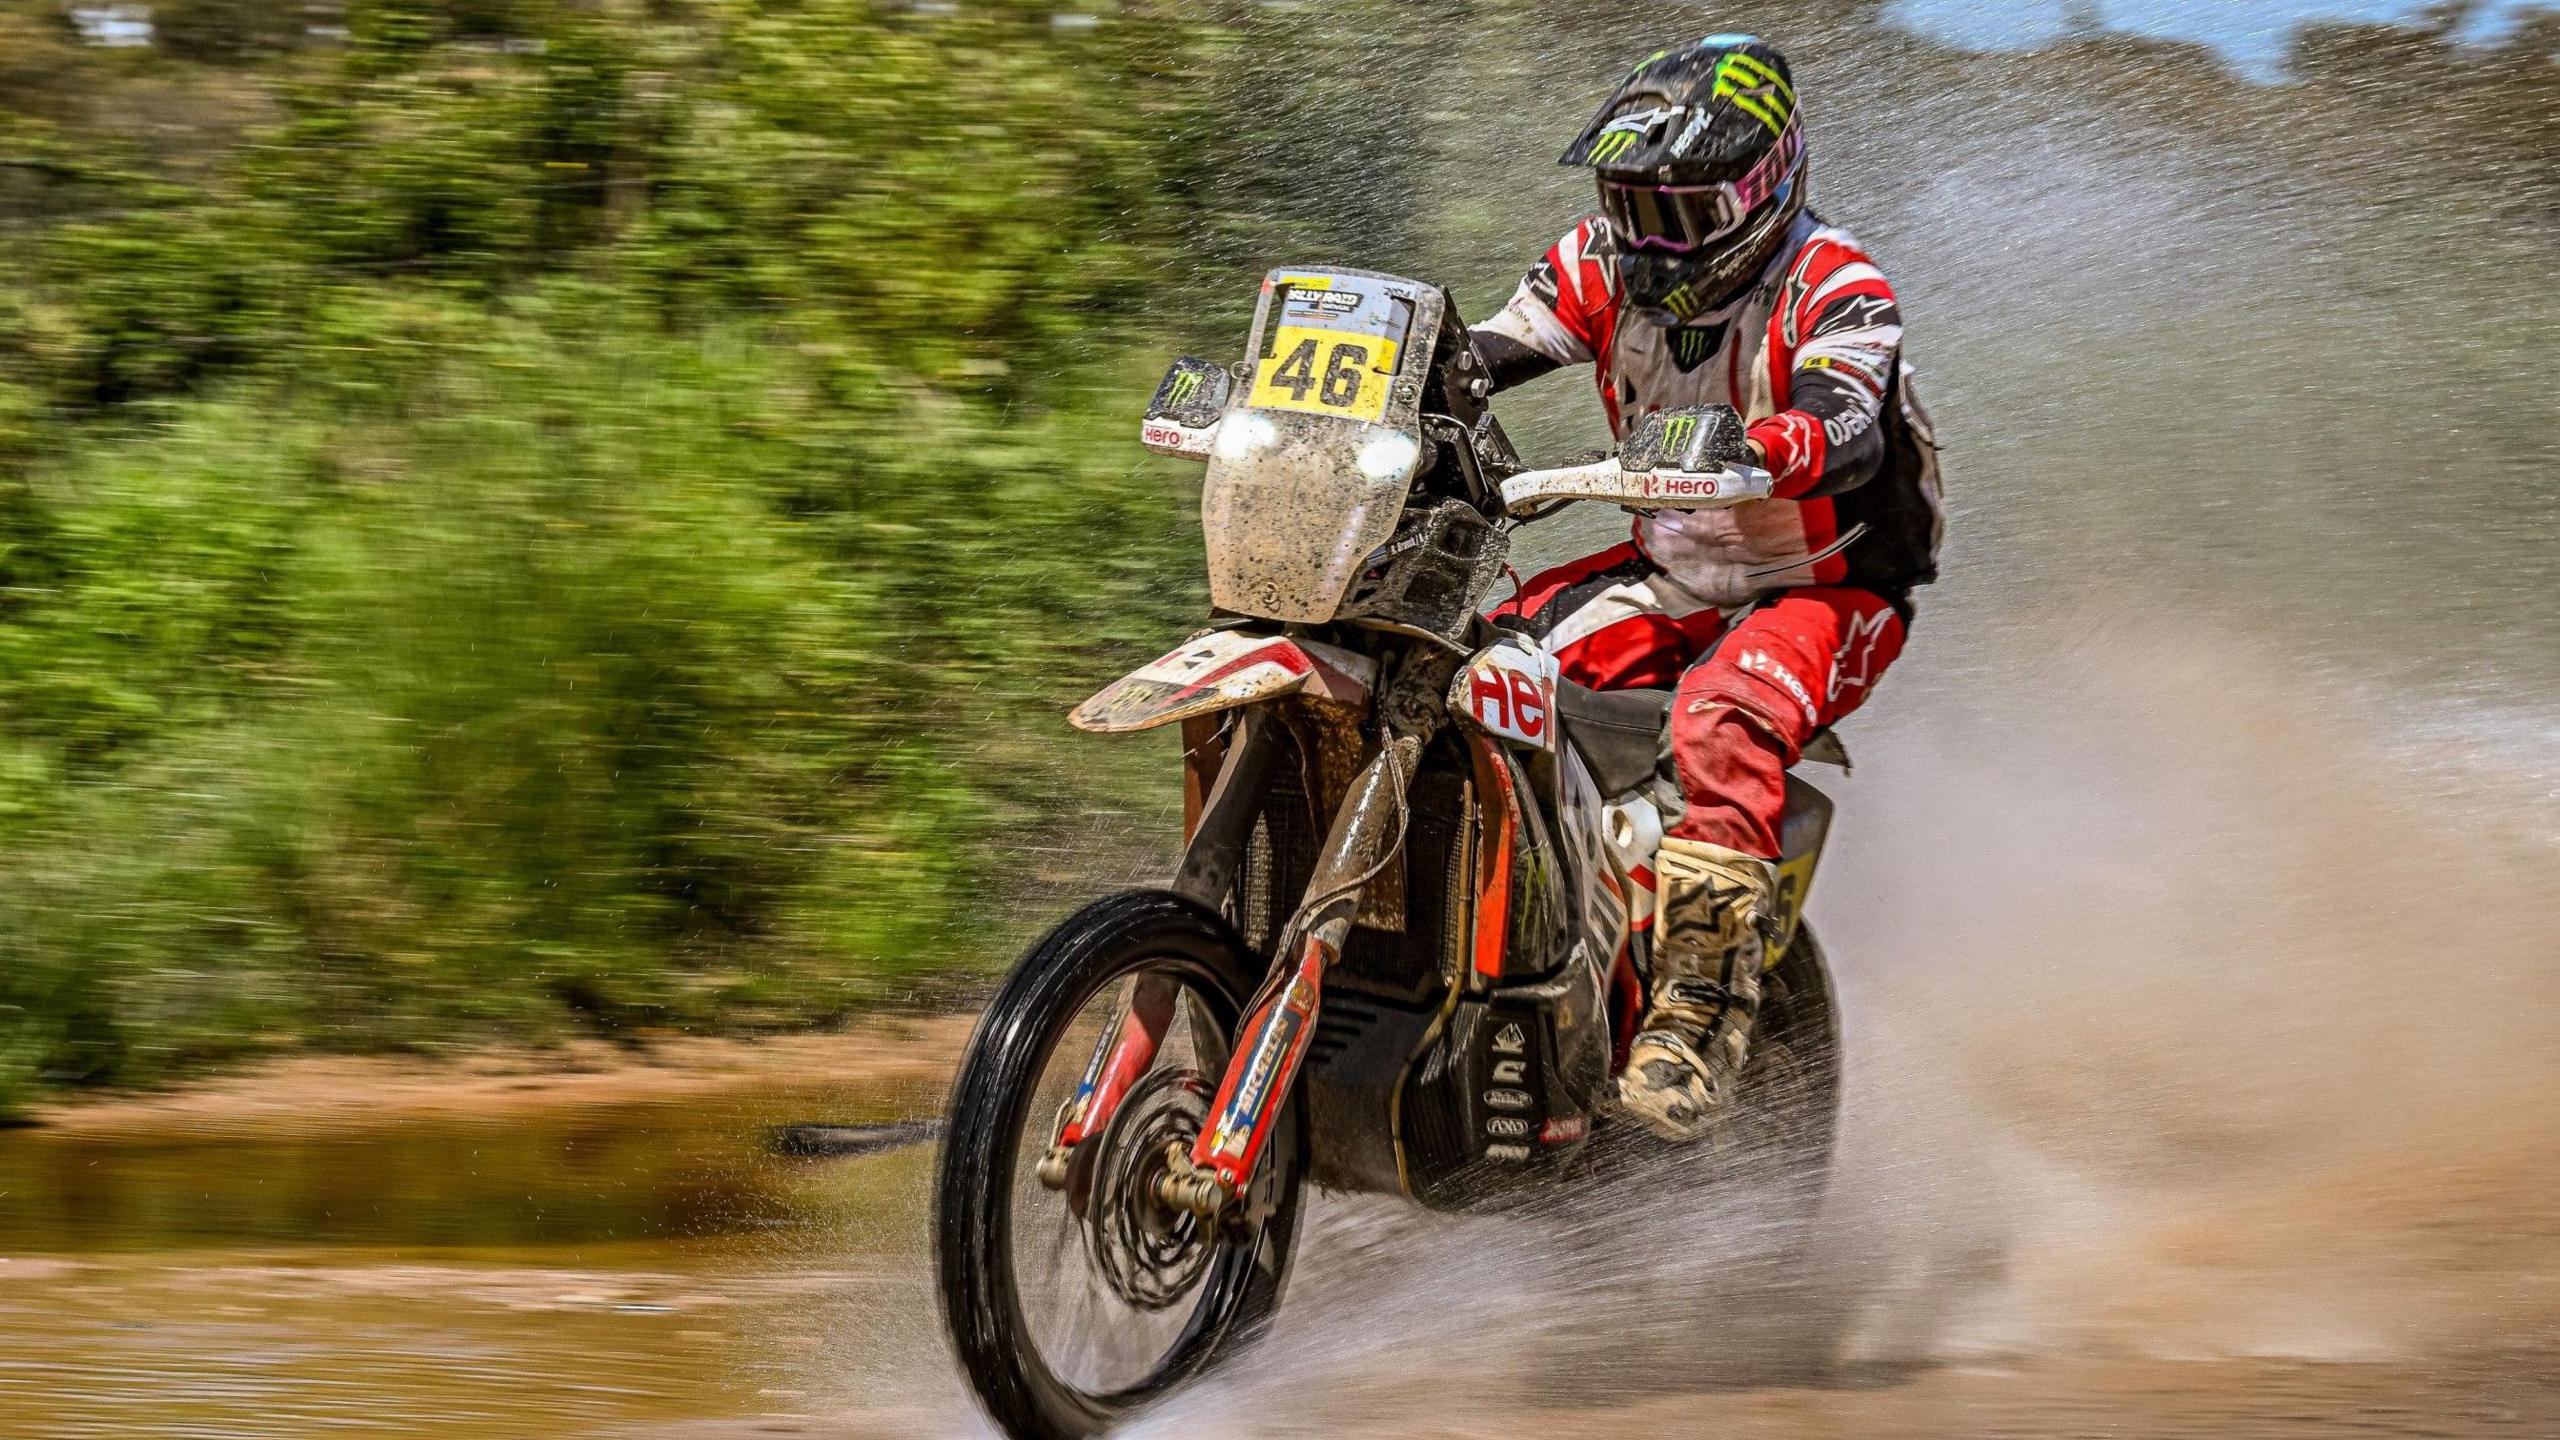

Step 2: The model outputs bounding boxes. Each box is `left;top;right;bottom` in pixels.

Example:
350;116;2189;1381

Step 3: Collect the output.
1561;35;1801;173
1588;128;1642;165
1166;370;1202;407
1710;50;1795;137
1564;35;1810;328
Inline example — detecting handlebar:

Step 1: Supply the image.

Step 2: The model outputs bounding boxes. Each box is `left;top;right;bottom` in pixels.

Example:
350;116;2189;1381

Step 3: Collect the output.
1138;386;1775;521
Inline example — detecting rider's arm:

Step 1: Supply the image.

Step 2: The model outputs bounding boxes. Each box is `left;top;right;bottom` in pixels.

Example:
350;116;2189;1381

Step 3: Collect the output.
1473;331;1564;391
1749;259;1904;501
1471;221;1611;394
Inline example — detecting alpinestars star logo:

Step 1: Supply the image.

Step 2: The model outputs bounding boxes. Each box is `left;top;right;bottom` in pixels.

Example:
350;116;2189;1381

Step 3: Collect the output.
1587;104;1683;164
1828;609;1893;702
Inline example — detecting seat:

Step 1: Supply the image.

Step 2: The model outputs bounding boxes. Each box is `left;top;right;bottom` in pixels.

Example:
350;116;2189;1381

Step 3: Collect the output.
1555;683;1672;796
1556;682;1852;797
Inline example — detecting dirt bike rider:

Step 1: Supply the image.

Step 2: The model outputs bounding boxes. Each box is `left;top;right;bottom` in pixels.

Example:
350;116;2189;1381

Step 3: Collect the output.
1472;36;1942;1141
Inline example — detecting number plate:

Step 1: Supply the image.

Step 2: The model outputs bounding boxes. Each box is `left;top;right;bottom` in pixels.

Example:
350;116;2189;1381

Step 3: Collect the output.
1246;274;1408;423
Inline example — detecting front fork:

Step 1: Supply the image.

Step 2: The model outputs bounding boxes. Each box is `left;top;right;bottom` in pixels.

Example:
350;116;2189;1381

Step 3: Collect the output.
1167;727;1421;1216
1036;703;1430;1221
1036;972;1179;1190
1036;707;1281;1191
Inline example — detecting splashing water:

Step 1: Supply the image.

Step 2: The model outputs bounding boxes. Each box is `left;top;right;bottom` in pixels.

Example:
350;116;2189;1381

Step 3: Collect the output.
956;3;2560;1434
8;5;2553;1437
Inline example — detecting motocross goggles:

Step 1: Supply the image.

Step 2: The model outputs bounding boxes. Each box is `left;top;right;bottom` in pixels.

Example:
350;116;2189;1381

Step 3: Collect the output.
1596;114;1802;254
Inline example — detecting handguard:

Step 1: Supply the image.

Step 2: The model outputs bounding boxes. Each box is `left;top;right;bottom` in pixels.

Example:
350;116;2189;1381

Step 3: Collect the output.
1497;402;1772;516
1139;356;1232;461
1499;458;1773;515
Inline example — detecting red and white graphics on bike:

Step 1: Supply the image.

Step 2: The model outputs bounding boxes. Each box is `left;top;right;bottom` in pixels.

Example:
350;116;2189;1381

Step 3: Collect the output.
1070;628;1376;734
1452;637;1561;750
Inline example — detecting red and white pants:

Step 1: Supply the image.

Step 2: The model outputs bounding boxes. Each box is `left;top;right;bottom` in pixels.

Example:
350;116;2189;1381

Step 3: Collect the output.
1490;543;1907;859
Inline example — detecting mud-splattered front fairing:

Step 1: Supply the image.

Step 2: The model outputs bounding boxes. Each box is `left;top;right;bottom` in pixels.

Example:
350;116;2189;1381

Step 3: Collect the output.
1201;270;1445;622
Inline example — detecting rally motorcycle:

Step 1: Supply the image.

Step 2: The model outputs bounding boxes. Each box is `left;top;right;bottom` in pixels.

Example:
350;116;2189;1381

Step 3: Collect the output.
935;268;1849;1438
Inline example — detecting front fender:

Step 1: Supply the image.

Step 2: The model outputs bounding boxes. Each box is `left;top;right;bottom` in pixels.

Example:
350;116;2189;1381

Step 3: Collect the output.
1069;629;1376;735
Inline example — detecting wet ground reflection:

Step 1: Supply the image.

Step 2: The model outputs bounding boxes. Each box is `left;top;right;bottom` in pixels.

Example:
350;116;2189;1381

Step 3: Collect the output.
0;1092;959;1438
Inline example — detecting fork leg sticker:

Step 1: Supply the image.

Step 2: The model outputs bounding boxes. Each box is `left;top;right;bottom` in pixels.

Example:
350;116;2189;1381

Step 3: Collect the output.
1191;933;1331;1196
1055;973;1178;1150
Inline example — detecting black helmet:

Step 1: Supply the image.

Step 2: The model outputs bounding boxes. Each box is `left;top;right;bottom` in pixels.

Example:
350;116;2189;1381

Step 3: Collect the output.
1561;36;1809;325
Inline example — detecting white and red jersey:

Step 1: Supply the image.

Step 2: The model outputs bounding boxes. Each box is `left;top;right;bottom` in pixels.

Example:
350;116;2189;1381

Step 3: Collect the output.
1476;211;1941;608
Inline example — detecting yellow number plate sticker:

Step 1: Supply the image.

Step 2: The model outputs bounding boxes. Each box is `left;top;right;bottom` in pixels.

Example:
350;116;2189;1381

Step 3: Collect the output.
1244;274;1411;423
1249;327;1400;422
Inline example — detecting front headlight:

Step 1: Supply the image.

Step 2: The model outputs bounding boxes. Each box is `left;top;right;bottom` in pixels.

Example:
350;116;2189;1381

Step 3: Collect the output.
1354;427;1422;486
1211;410;1280;463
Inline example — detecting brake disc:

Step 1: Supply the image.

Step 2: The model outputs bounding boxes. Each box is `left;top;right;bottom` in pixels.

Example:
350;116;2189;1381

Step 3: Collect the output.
1082;1065;1218;1311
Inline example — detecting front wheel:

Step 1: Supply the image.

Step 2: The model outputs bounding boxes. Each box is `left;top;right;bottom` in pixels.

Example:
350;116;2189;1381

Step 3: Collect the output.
935;890;1303;1440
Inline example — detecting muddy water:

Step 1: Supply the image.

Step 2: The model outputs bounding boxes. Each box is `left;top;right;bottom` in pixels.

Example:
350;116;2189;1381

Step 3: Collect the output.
1122;2;2560;1437
8;4;2558;1438
0;1083;972;1438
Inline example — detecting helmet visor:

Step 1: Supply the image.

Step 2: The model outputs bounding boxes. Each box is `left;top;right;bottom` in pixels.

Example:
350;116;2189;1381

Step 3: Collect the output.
1595;112;1804;254
1598;175;1751;254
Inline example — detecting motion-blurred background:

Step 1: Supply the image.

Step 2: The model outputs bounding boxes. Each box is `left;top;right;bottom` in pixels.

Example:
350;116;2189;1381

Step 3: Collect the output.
0;2;2553;1436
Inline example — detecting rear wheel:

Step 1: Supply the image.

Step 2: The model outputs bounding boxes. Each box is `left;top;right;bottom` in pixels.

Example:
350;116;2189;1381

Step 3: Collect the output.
935;890;1303;1440
1737;921;1843;1185
1724;921;1851;1375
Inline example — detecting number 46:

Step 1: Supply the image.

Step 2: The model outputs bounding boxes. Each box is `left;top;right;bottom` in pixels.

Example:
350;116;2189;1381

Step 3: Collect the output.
1271;338;1370;407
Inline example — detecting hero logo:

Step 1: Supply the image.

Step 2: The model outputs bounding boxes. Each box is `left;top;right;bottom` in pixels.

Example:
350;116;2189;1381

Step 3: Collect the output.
1142;421;1207;457
1463;646;1559;750
1736;648;1820;728
1642;472;1736;501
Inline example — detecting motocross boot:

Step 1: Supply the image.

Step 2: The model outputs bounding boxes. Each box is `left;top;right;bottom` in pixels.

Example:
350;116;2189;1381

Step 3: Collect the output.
1619;837;1779;1142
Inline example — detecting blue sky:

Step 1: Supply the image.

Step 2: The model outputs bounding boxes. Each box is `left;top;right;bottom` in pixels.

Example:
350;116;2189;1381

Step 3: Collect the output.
1885;0;2554;79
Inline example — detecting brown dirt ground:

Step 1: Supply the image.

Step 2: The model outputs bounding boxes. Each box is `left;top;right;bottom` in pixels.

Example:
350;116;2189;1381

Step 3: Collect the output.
17;1013;980;1139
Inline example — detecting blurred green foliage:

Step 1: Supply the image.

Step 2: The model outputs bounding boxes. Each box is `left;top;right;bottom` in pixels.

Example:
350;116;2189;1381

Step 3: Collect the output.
0;0;1244;1112
0;0;2548;1115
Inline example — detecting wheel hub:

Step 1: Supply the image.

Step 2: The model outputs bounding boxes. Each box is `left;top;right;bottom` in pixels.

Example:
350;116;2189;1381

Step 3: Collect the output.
1082;1066;1219;1311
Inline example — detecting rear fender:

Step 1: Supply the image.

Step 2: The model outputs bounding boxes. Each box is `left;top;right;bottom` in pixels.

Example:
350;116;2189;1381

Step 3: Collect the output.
1769;773;1835;964
1069;629;1376;735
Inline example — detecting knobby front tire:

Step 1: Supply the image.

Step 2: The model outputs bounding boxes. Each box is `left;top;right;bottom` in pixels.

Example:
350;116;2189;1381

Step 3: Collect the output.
934;889;1303;1440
